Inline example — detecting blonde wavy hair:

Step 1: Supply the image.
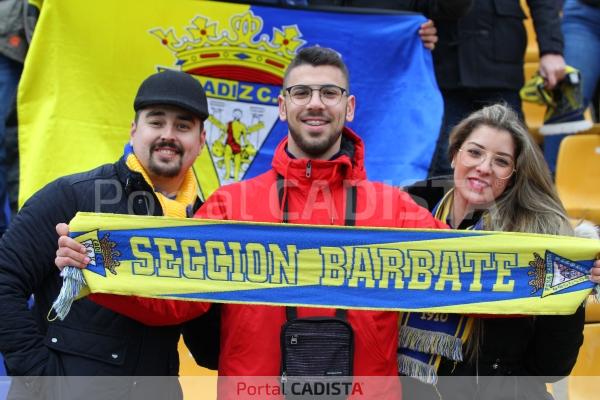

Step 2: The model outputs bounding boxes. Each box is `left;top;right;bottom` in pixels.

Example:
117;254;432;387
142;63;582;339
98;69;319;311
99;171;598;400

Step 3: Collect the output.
448;103;573;236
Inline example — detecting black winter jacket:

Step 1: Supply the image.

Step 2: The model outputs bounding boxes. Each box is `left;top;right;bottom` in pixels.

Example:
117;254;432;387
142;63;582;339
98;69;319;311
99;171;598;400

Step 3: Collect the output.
307;0;472;19
403;178;585;400
433;0;563;90
233;0;472;19
0;157;198;398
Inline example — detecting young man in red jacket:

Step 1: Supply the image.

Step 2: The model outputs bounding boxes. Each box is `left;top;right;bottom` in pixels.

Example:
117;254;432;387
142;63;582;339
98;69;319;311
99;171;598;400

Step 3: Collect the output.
197;46;447;398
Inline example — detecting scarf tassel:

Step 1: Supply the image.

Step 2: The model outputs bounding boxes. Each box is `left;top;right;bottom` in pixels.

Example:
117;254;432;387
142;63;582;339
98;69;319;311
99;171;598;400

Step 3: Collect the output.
50;267;86;321
397;354;438;385
399;326;464;362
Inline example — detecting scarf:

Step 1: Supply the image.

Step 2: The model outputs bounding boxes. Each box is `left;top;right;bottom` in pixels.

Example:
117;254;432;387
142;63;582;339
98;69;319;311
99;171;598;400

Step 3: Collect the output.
124;151;198;218
397;188;476;384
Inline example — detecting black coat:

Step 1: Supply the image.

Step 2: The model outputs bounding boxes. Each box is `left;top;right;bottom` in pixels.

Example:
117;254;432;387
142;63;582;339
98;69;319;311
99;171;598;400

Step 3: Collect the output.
0;157;199;398
403;178;585;399
433;0;563;90
308;0;472;19
232;0;473;19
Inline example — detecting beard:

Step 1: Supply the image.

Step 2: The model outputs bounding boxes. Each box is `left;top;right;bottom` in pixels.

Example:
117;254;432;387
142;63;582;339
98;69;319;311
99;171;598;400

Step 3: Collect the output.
147;139;184;178
288;125;342;158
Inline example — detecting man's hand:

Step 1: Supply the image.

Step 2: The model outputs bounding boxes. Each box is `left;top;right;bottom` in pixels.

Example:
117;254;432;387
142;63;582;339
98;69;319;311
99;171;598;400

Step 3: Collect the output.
55;223;90;271
418;20;438;50
539;53;566;89
591;259;600;284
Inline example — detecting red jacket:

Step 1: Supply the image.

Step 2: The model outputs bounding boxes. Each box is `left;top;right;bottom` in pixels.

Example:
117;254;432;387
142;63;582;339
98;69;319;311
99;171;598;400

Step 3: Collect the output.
197;129;446;388
89;293;209;326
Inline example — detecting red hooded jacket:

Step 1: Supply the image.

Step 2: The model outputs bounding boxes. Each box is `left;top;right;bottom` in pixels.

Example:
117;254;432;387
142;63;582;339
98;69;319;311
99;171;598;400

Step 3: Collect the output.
196;128;446;393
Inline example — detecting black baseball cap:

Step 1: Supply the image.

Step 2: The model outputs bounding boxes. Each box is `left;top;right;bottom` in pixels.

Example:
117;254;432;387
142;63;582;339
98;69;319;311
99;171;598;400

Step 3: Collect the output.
133;70;209;121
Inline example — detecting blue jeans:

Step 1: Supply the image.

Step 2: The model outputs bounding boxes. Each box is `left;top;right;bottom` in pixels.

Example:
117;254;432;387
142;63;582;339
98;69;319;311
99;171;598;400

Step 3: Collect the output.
545;0;600;174
562;0;600;110
0;55;22;235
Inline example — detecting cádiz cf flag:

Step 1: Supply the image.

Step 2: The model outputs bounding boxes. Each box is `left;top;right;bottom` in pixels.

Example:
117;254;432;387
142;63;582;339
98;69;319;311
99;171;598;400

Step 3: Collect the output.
18;0;442;206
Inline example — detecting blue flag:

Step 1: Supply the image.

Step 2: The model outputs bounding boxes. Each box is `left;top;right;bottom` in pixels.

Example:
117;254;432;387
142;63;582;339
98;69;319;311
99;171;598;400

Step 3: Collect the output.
239;6;443;186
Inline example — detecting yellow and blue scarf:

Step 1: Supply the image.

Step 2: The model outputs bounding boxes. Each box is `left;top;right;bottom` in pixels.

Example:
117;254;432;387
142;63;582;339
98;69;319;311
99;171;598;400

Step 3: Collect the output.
52;209;599;324
398;189;477;384
124;144;198;218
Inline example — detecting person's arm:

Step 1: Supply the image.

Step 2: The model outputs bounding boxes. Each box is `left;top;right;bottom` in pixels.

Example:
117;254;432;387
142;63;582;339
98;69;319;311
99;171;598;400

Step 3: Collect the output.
0;181;74;375
89;293;210;325
527;0;565;88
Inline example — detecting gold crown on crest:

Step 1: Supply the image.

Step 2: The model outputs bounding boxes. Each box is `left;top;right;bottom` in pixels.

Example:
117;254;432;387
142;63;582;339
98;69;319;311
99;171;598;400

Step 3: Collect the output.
150;11;306;80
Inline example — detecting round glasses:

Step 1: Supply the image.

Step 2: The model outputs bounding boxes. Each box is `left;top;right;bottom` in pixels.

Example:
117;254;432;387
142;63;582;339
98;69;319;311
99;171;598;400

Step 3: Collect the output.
284;84;348;106
457;147;516;179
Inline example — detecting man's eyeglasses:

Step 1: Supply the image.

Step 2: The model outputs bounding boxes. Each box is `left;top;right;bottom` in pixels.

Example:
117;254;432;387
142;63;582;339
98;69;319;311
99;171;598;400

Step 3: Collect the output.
457;147;516;179
284;84;348;106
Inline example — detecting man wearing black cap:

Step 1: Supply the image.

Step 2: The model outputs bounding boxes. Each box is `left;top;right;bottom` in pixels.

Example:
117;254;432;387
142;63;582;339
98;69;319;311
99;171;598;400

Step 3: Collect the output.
0;70;210;397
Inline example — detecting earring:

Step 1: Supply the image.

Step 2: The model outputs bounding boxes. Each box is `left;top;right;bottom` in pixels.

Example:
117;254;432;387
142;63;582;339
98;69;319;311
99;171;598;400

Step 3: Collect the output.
450;161;455;168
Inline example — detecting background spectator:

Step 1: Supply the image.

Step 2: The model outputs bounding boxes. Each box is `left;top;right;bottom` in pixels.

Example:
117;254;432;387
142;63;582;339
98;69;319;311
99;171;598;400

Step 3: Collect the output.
562;0;600;119
428;0;565;177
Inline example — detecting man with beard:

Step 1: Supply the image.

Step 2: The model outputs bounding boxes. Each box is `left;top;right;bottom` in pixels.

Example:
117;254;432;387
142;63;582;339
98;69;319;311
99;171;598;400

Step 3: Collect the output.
196;46;447;399
0;70;210;398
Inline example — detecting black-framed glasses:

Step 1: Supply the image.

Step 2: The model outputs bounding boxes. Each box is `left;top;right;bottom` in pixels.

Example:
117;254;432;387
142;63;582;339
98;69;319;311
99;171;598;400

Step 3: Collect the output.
284;84;348;106
457;147;516;179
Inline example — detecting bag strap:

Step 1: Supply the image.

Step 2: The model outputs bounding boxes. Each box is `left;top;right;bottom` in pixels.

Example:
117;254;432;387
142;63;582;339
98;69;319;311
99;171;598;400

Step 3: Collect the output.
277;174;355;321
286;307;347;321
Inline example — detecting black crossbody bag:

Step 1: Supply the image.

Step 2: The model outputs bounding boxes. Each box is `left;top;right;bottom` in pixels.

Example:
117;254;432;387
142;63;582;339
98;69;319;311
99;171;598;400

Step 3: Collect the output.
281;307;354;378
277;175;356;398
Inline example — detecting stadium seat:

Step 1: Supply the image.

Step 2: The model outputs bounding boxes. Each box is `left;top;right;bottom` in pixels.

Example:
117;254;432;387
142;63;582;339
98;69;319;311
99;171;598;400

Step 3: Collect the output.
555;133;600;224
178;338;217;398
586;296;600;323
569;323;600;399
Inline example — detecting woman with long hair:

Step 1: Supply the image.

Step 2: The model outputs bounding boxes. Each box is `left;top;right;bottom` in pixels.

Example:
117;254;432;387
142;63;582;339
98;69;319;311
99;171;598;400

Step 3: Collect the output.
401;103;593;399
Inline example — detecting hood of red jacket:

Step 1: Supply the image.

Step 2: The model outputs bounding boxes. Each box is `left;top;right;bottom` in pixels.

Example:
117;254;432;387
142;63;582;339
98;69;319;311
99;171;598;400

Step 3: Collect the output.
270;126;367;184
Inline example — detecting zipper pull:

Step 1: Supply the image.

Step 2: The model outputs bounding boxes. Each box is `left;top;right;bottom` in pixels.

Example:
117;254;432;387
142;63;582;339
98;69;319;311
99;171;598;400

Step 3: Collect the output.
305;160;312;178
281;372;288;383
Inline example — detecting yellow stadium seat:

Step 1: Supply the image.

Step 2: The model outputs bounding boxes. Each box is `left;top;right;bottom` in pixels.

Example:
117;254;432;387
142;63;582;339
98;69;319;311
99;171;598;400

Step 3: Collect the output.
555;133;600;224
586;297;600;323
569;323;600;399
178;338;218;399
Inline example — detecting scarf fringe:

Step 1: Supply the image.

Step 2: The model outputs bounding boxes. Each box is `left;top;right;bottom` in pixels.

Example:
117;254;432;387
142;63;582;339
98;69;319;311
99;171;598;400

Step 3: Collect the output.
399;326;464;361
397;354;438;385
50;267;86;321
